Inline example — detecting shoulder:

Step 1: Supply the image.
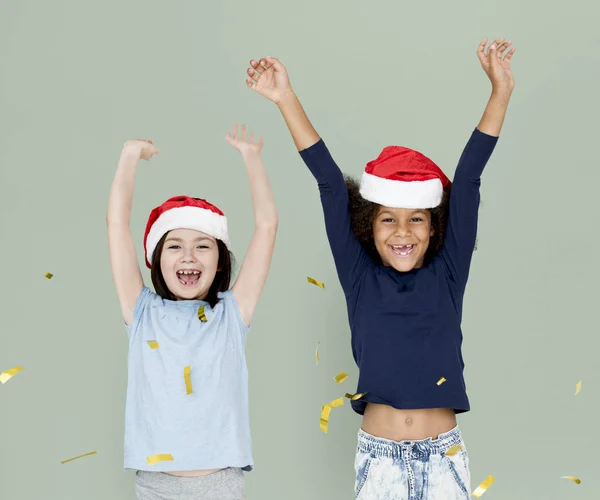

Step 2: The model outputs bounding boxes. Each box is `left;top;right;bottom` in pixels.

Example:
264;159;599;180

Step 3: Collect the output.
125;286;163;331
216;289;250;330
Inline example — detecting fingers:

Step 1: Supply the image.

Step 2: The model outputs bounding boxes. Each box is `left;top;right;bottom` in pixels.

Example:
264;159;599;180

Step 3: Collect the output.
264;56;282;71
227;123;262;145
477;38;488;54
477;38;489;64
496;40;512;60
504;47;516;62
246;68;260;88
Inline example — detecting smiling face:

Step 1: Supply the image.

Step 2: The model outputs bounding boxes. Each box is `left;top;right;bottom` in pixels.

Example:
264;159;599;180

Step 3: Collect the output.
372;206;434;272
159;228;220;301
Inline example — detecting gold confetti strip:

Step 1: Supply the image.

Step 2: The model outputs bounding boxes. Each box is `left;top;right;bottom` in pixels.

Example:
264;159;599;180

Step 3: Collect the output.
316;342;320;365
320;405;332;433
147;341;160;350
61;451;97;464
472;475;495;498
307;277;325;288
184;366;193;395
197;306;207;322
334;372;348;384
329;397;344;408
320;397;345;434
561;476;581;484
146;454;174;465
45;272;53;279
437;377;446;386
445;445;462;457
575;380;582;395
345;392;367;401
0;366;23;384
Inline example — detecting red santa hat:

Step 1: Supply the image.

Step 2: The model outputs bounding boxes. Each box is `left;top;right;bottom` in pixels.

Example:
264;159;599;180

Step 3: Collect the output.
359;146;451;208
143;195;230;268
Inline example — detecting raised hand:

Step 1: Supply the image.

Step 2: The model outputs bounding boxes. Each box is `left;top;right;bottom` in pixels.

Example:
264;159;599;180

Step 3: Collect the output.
225;123;264;156
121;139;160;161
246;57;293;104
477;38;516;93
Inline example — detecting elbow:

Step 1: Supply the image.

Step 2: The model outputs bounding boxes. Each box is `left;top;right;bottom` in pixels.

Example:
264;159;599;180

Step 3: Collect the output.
255;217;278;232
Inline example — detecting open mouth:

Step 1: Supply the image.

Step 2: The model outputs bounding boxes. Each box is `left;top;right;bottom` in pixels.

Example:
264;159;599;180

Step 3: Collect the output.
176;269;201;286
390;244;416;257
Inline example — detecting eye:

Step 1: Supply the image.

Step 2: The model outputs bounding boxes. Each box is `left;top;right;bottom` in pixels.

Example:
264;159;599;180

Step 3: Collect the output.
410;217;423;223
382;217;395;223
168;245;181;249
197;245;209;249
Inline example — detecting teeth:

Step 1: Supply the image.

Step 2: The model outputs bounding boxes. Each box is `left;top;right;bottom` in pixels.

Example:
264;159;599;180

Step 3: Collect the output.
177;270;200;275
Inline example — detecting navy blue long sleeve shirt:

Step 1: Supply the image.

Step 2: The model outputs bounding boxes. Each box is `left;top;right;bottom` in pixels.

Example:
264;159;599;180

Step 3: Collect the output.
299;129;498;415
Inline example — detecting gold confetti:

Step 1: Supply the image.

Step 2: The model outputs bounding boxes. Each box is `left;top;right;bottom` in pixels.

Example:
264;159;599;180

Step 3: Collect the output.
0;366;23;384
198;306;207;322
184;366;192;395
61;451;97;464
561;476;581;484
437;377;446;386
146;454;174;465
320;397;345;433
575;380;582;395
45;272;53;279
445;445;462;457
320;405;332;433
334;372;348;384
472;475;495;498
307;277;325;288
316;342;320;365
147;341;160;350
329;397;344;408
345;392;367;400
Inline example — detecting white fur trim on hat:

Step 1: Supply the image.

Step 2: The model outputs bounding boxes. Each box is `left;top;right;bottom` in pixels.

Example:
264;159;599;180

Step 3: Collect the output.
359;172;443;209
145;206;230;263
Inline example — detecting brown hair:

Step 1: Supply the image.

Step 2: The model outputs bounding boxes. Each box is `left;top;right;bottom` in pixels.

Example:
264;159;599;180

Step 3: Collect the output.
345;175;451;266
150;232;235;308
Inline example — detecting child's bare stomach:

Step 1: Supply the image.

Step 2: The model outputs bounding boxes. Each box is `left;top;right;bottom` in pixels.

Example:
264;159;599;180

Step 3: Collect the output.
362;403;457;441
165;468;224;477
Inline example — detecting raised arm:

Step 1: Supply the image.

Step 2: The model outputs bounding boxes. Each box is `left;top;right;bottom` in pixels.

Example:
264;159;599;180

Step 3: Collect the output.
106;139;159;325
245;57;372;293
439;38;515;290
226;124;278;326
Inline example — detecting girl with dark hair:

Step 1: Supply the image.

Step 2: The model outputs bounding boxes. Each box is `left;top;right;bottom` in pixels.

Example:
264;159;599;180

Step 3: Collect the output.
106;123;277;500
245;37;515;499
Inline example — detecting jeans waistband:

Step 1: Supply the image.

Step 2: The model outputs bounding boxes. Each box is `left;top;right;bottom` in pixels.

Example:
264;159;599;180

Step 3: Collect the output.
357;425;464;460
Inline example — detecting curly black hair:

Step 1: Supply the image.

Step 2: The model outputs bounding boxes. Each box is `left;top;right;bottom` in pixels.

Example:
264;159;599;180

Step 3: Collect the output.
345;175;451;266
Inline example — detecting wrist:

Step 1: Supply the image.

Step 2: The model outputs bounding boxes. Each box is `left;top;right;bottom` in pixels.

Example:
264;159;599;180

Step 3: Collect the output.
276;89;298;108
119;148;141;166
240;148;262;161
490;86;513;101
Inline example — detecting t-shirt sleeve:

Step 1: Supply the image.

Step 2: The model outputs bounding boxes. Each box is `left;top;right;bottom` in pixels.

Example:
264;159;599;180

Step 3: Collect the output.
298;139;372;294
125;286;154;341
438;128;499;292
220;290;250;338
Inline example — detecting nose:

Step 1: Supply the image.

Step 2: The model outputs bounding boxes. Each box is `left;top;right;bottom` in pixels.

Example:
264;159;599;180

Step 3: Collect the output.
394;222;411;238
181;247;198;263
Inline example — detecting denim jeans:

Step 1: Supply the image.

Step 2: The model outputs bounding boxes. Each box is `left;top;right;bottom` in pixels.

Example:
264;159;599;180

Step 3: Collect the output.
354;426;470;499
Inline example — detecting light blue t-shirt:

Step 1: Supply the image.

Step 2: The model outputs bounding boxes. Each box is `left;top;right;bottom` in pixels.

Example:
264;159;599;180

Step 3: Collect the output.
124;286;253;472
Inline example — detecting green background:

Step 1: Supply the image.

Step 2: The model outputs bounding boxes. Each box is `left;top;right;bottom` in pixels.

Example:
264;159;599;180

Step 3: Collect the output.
1;0;599;498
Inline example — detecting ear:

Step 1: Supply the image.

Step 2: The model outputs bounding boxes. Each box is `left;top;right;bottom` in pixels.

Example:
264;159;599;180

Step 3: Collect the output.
430;228;435;237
